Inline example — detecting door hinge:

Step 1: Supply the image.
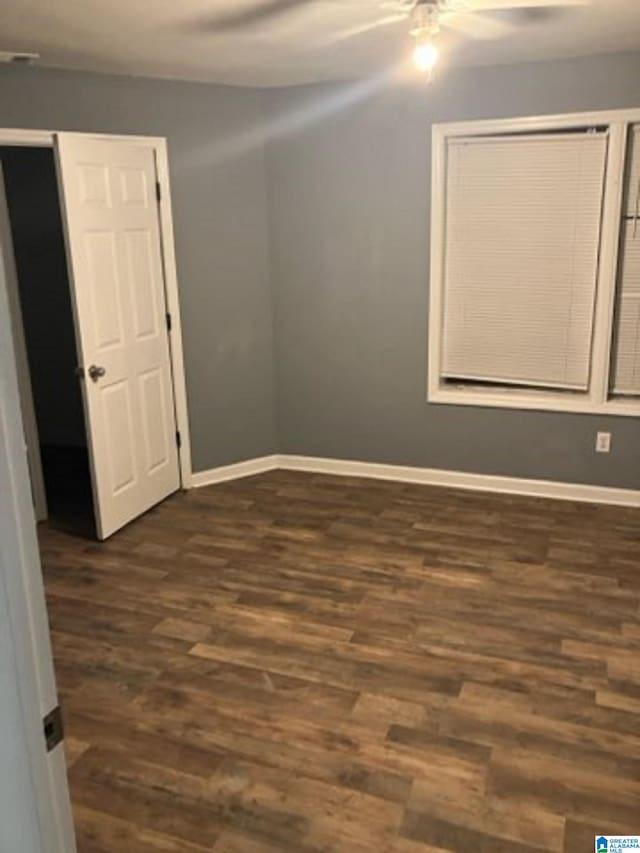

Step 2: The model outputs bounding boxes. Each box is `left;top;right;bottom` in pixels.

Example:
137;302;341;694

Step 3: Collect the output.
155;181;162;203
176;430;182;449
165;312;172;332
43;705;64;753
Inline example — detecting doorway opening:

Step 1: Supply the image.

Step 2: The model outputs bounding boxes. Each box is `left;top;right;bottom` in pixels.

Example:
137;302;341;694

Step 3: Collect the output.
1;145;95;536
1;131;192;540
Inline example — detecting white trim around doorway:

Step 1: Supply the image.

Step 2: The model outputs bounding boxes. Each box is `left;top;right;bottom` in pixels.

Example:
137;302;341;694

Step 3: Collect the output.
0;128;193;488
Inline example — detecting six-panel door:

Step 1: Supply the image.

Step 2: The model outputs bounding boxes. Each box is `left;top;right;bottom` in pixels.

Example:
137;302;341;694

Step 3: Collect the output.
56;135;180;539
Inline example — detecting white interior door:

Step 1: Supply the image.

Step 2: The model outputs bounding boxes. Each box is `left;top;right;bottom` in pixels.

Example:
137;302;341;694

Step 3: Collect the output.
55;134;180;539
0;238;76;853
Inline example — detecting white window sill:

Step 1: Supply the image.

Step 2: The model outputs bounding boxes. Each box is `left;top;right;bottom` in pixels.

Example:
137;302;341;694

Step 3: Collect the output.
428;386;640;417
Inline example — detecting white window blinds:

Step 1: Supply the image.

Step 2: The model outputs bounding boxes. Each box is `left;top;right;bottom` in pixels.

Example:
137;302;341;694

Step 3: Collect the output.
441;132;608;390
611;126;640;396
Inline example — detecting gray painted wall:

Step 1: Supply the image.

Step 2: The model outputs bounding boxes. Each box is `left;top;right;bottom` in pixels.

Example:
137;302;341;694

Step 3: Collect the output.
0;65;277;471
264;50;640;489
2;146;86;448
2;54;640;488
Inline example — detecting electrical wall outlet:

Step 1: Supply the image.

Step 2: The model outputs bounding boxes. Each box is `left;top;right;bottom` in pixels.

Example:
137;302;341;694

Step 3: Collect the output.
596;432;612;454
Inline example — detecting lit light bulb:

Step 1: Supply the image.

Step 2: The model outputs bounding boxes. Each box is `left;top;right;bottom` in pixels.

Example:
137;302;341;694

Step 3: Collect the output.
413;39;439;75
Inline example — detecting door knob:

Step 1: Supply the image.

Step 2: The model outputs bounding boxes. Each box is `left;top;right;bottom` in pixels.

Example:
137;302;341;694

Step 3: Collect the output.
87;365;106;383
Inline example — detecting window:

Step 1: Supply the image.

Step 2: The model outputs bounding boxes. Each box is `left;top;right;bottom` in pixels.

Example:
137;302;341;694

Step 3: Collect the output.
611;126;640;397
428;110;640;416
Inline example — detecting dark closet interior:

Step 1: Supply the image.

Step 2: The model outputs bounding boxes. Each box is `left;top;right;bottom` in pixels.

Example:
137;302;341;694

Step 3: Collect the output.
2;146;94;535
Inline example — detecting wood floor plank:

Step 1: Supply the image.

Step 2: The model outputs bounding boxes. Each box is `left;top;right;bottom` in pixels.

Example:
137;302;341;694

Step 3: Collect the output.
38;470;640;853
72;804;211;853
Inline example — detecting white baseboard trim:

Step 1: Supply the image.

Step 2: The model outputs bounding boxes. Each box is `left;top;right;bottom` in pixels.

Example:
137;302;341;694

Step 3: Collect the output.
190;455;279;488
192;453;640;508
280;455;640;508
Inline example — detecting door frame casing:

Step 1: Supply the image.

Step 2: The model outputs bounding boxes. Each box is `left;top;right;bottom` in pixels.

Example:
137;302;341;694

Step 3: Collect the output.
0;127;193;489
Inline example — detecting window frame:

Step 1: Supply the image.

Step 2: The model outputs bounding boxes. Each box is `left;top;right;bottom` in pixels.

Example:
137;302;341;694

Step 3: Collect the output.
428;108;640;417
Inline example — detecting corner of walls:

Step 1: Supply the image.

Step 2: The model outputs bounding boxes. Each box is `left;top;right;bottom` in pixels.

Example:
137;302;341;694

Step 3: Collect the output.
0;64;282;476
258;91;282;457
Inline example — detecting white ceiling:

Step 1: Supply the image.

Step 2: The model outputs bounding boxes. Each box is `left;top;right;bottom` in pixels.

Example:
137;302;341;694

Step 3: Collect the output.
1;0;640;88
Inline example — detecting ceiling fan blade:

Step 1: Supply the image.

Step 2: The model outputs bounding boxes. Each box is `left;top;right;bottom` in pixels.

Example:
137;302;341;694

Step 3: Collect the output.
325;13;409;44
461;0;588;9
440;9;513;39
194;0;312;32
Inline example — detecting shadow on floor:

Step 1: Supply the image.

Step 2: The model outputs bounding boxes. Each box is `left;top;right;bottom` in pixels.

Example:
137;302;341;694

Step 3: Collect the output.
40;444;96;539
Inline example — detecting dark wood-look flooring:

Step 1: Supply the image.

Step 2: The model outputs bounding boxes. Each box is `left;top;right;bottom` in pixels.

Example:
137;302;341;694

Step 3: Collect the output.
39;470;640;853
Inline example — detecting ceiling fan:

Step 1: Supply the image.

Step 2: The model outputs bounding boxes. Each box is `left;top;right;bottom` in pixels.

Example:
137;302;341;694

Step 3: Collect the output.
190;0;590;76
329;0;590;73
192;0;587;32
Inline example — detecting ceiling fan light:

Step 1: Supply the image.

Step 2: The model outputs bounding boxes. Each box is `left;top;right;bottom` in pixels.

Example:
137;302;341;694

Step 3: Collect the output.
413;39;439;74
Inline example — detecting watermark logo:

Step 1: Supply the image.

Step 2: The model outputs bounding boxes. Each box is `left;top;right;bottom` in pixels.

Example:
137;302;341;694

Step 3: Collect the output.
595;837;640;852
